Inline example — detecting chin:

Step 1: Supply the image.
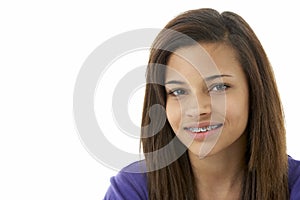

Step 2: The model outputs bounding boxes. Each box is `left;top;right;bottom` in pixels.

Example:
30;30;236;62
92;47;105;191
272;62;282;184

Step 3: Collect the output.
187;142;217;159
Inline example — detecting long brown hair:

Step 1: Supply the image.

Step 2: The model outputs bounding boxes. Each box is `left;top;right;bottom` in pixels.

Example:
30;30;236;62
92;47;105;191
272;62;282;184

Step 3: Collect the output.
141;8;289;199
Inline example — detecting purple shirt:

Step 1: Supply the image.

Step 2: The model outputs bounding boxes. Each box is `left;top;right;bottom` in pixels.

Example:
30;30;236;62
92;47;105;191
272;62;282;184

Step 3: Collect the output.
104;156;300;199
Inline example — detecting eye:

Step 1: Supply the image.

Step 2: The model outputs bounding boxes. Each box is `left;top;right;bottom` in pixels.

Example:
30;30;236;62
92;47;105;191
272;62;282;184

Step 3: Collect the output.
209;83;229;92
168;89;186;96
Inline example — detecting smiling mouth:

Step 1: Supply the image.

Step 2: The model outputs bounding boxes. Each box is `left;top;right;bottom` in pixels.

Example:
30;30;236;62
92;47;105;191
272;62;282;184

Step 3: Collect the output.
184;124;223;133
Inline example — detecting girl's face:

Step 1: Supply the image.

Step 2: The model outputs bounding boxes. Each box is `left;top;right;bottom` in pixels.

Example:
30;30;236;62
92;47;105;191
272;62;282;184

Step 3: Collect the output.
165;43;249;158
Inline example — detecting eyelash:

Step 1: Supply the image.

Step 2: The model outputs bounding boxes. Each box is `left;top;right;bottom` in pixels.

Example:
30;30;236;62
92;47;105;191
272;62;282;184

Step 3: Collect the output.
167;83;230;97
168;88;186;97
209;83;230;93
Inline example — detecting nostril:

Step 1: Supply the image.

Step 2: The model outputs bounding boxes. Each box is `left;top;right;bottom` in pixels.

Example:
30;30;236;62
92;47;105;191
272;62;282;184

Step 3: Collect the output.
185;105;211;117
182;92;212;117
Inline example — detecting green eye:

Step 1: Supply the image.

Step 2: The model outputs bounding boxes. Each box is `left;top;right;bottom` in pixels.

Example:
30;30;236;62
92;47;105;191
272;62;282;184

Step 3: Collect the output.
169;89;186;96
210;83;229;92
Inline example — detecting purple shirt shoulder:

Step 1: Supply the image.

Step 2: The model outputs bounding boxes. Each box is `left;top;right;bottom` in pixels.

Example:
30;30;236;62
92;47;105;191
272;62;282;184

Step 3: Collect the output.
289;156;300;199
103;161;148;200
104;156;300;199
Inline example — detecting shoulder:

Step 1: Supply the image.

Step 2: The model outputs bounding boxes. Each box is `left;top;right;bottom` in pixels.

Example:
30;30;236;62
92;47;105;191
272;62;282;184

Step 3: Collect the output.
103;160;148;200
288;155;300;199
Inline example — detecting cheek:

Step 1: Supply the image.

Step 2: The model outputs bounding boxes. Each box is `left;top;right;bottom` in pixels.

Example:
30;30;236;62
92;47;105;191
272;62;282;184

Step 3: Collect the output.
166;100;182;133
225;95;249;129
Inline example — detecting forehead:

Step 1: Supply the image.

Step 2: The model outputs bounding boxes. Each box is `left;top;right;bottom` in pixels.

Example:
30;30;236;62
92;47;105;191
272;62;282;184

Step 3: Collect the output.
166;43;241;79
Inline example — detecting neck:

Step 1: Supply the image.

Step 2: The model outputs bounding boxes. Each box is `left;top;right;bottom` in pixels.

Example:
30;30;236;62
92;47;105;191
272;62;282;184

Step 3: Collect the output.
189;133;247;199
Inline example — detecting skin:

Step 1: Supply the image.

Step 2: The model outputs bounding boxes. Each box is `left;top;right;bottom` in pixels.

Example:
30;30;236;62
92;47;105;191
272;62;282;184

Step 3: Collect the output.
165;43;249;199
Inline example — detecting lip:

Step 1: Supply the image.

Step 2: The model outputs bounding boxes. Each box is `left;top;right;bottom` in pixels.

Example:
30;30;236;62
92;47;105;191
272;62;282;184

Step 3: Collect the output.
183;122;223;140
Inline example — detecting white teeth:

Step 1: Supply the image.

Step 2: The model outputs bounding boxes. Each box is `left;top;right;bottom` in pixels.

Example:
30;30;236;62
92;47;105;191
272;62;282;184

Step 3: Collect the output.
187;124;220;133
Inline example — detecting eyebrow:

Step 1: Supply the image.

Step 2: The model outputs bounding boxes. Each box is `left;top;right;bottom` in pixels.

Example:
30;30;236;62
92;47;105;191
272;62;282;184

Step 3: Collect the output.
164;80;186;85
204;74;233;82
165;74;232;85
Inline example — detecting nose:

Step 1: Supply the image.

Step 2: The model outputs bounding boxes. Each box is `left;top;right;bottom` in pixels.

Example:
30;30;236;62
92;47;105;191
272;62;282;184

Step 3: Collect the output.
184;92;211;118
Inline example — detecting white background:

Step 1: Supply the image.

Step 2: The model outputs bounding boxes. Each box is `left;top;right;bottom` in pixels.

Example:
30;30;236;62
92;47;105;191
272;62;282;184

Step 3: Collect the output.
1;0;300;199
